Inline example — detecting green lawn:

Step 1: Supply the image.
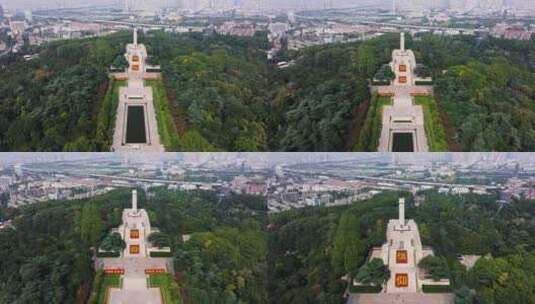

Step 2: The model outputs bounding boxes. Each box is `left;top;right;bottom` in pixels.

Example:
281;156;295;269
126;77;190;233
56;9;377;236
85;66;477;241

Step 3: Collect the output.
95;78;126;151
146;79;181;151
88;270;122;304
414;96;448;151
356;94;392;151
148;273;182;304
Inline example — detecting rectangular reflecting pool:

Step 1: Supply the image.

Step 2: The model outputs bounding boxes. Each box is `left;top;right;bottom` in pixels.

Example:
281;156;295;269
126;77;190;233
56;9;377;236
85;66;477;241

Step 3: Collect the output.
392;133;414;152
126;105;147;144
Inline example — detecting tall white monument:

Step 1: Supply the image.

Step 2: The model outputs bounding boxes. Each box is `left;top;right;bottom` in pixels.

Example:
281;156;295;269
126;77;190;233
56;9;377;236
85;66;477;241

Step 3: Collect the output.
390;32;418;86
354;198;451;295
121;189;151;257
126;28;148;79
101;189;171;304
395;197;408;230
131;189;138;214
111;27;164;152
377;32;431;152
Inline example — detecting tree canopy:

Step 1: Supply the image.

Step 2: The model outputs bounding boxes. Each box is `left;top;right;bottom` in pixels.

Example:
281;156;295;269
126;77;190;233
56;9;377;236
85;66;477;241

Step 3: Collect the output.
1;31;534;151
354;258;390;286
269;189;535;303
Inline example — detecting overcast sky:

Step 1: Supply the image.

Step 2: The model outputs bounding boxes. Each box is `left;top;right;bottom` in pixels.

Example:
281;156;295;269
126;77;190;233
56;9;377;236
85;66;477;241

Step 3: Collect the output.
0;0;383;11
0;0;530;14
1;153;533;167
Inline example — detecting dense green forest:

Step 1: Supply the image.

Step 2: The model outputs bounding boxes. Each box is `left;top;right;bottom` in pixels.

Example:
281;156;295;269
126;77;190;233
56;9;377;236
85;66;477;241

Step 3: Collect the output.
413;35;535;151
268;191;398;304
0;190;130;303
0;31;271;152
1;185;535;303
1;31;534;151
268;191;535;304
270;36;396;151
0;33;128;151
147;31;395;151
147;188;268;304
0;188;267;304
275;33;535;151
145;31;272;151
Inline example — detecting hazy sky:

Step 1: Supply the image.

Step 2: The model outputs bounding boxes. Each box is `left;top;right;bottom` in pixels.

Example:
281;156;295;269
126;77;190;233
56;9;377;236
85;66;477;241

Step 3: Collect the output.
0;0;530;11
0;0;381;11
1;153;534;166
0;0;530;16
0;0;111;10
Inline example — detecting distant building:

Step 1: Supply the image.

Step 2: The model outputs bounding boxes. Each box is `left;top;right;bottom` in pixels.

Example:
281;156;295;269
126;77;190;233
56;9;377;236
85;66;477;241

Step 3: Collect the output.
13;165;23;177
216;21;256;37
10;21;28;37
24;10;32;23
458;255;483;270
451;187;470;195
491;23;533;41
525;187;535;200
287;11;296;23
0;5;4;20
231;175;267;195
449;0;465;11
268;22;289;38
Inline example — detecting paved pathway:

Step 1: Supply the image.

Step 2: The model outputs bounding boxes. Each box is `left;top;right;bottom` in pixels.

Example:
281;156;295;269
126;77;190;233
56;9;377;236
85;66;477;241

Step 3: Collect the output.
111;82;164;152
111;37;164;152
377;86;429;152
100;257;169;277
347;293;454;304
109;288;161;304
99;257;171;304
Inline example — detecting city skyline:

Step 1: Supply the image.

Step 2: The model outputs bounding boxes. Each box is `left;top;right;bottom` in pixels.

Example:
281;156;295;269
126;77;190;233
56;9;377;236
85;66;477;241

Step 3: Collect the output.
0;0;532;11
1;152;535;167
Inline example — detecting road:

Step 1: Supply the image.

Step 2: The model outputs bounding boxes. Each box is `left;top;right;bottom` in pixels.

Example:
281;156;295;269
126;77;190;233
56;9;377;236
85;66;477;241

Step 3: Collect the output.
23;167;223;188
350;175;501;190
294;13;486;34
283;167;501;190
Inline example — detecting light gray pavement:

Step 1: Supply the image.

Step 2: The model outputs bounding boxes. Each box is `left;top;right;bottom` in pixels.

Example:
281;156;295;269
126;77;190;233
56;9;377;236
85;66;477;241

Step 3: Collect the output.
99;257;170;277
111;35;164;152
347;293;454;304
99;257;171;304
377;86;429;152
111;82;164;152
109;287;161;304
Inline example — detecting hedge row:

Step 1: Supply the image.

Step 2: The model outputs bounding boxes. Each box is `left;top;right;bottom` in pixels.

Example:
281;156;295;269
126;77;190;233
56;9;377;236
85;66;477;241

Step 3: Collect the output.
97;251;120;258
87;269;104;304
150;251;173;258
414;96;448;151
349;285;382;293
355;94;392;151
422;284;452;293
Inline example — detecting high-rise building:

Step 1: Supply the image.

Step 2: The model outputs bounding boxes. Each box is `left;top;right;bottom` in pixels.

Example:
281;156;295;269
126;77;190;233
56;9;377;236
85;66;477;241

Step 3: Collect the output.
456;0;504;11
449;0;466;11
0;5;4;20
513;0;532;9
24;10;33;22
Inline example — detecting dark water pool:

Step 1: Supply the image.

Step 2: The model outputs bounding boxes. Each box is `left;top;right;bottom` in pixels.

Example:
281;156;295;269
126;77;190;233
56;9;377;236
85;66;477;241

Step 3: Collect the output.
126;106;147;144
392;133;414;152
